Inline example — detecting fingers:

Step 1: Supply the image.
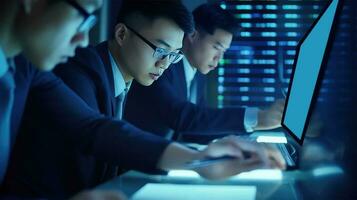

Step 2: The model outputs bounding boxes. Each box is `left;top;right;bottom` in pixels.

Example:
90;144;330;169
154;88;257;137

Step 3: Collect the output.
205;135;244;159
235;148;284;172
196;155;270;180
233;138;274;167
271;111;283;127
271;99;285;116
233;139;286;170
258;99;285;130
198;137;287;180
274;98;286;107
208;136;272;164
262;144;286;170
220;154;270;175
237;156;271;172
234;137;264;154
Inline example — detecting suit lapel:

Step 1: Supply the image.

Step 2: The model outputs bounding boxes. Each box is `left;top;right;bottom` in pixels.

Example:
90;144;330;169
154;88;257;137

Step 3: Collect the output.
195;72;205;104
175;61;189;101
95;42;117;117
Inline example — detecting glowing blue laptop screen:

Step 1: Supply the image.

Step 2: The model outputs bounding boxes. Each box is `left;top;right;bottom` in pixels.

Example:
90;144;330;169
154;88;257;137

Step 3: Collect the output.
282;0;340;144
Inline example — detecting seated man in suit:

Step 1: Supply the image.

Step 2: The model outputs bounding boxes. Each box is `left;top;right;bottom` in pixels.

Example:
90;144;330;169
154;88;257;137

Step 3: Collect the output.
125;3;285;142
1;0;285;199
0;0;125;199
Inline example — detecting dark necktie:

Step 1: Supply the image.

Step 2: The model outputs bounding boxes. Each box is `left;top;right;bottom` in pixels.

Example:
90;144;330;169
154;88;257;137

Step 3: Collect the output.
0;61;15;183
103;88;127;181
115;88;128;120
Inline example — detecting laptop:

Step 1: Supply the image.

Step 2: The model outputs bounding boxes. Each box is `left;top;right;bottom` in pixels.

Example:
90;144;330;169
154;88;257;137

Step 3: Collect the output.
252;0;343;168
185;0;343;169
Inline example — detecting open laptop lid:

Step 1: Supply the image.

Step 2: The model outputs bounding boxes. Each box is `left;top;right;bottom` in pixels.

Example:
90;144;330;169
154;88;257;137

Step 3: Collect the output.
282;0;344;145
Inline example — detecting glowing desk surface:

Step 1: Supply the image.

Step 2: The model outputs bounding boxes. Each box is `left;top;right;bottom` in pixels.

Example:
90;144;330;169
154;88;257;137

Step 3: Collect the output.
97;163;345;200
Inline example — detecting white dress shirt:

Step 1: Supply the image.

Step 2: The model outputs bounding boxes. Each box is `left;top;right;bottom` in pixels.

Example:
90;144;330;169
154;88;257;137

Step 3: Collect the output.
183;57;197;100
108;50;131;97
0;47;8;78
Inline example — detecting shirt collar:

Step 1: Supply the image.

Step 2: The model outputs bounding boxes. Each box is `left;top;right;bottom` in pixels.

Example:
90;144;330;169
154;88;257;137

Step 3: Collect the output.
182;57;197;86
108;49;131;97
0;47;9;78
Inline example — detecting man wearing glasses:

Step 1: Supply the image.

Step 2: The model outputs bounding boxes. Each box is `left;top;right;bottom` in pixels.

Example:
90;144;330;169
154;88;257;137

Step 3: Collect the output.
51;1;194;195
0;0;98;185
2;0;285;199
0;0;126;199
124;3;285;143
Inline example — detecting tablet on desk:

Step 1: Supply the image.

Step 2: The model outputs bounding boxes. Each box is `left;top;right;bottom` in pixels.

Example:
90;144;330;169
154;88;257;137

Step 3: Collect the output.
131;183;257;200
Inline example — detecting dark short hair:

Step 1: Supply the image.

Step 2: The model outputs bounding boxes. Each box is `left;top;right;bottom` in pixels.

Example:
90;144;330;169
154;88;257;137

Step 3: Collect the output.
193;3;238;35
116;0;194;34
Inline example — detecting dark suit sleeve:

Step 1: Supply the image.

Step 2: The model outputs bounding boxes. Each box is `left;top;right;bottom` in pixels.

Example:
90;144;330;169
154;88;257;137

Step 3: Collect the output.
54;63;100;111
139;72;247;134
29;69;171;173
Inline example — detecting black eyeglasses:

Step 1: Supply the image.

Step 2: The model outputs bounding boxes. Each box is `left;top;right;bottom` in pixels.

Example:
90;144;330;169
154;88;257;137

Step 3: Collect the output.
65;0;97;32
126;25;184;64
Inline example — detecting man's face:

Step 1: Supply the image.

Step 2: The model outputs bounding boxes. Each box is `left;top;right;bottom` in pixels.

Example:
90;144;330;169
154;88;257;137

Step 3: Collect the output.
16;0;102;71
120;18;184;86
188;28;232;74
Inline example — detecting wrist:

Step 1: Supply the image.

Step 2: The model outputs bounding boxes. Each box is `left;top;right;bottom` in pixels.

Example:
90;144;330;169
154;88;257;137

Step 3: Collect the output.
254;109;265;131
244;107;260;132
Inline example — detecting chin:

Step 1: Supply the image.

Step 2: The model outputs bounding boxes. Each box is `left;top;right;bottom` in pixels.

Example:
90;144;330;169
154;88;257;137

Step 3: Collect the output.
201;69;210;75
34;60;56;72
138;79;154;86
197;67;210;75
144;80;155;86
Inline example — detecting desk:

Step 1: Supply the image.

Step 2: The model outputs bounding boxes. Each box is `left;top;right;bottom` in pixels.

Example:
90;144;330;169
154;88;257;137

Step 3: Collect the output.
97;163;345;200
96;137;350;199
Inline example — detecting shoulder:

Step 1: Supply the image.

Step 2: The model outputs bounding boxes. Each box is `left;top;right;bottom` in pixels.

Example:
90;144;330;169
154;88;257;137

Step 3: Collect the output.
71;45;104;71
55;43;108;80
160;61;184;83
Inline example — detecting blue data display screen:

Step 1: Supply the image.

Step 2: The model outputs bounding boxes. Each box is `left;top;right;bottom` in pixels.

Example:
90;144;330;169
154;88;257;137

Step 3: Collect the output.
215;0;352;110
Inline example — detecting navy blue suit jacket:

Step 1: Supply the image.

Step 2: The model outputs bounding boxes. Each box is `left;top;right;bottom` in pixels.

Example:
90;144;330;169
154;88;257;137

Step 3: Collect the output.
125;60;246;143
2;55;170;198
55;42;118;120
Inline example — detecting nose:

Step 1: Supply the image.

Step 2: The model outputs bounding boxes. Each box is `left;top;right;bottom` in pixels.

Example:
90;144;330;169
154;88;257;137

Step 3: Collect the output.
213;51;224;65
214;51;224;61
71;32;89;49
155;56;171;70
79;32;89;48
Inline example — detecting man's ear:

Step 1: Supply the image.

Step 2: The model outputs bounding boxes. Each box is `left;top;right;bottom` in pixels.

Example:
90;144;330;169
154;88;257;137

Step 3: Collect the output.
187;29;199;42
114;23;128;46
